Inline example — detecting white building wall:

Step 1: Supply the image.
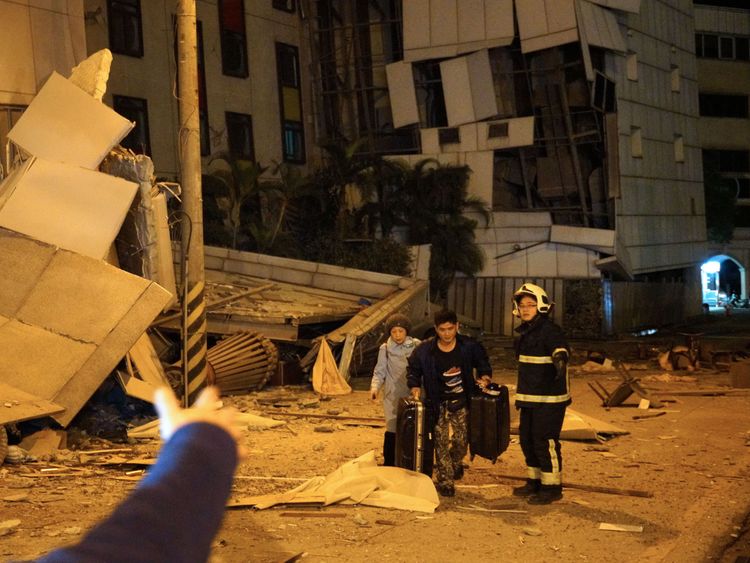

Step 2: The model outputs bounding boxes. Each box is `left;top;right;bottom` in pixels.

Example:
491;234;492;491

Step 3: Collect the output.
614;0;707;274
83;0;309;178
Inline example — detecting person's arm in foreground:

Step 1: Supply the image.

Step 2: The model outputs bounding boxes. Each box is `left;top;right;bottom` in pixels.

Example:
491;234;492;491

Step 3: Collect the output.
37;386;242;563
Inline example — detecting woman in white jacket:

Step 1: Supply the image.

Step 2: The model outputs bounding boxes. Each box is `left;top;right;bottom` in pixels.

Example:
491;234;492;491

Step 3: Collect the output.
370;313;420;466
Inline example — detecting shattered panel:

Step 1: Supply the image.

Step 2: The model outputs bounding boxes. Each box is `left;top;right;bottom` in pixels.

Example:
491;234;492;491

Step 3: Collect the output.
52;281;172;426
0;228;55;318
516;0;579;54
0;315;95;398
478;116;535;151
7;72;133;169
17;250;150;345
0;158;138;260
0;382;65;425
577;0;626;53
0;228;172;426
440;50;497;126
385;61;420;128
403;0;513;61
586;0;640;13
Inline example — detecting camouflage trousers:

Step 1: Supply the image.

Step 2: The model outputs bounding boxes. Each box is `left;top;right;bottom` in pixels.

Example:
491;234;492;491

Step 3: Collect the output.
434;403;469;487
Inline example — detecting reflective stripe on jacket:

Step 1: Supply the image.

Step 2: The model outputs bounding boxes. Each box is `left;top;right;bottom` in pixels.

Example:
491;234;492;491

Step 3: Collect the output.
514;315;571;408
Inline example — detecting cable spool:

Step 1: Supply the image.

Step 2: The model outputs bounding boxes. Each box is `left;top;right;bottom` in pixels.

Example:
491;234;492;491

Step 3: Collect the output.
0;426;7;465
207;331;278;394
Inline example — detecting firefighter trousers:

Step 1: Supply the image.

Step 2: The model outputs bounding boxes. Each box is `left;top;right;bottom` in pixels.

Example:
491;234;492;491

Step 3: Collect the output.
519;404;566;485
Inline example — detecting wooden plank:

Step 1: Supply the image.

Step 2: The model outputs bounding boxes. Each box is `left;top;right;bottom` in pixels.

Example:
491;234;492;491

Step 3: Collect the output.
337;334;357;381
128;332;169;387
115;370;157;403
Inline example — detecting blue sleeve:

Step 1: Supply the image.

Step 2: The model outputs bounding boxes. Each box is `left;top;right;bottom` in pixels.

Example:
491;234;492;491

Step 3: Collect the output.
37;422;238;563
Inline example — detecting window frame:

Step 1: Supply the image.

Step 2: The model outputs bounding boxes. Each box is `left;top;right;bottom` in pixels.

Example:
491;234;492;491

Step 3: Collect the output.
225;111;255;161
275;42;305;164
107;0;144;58
112;95;152;155
218;0;249;78
273;0;296;13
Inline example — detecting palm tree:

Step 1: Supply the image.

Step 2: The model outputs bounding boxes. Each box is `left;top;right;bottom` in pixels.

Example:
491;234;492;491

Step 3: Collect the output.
206;152;267;249
398;158;491;302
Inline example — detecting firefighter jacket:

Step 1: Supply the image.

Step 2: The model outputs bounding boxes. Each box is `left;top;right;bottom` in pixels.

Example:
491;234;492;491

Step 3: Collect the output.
514;314;571;408
407;334;492;425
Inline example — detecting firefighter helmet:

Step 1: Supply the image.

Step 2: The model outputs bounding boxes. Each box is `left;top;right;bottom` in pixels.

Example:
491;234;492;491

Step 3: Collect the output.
512;283;553;317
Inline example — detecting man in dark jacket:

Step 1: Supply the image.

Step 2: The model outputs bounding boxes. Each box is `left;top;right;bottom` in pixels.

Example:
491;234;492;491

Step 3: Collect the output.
511;283;570;505
407;309;492;497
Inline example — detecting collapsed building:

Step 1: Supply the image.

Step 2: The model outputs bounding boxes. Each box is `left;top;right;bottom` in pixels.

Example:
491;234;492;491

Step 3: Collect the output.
306;0;708;336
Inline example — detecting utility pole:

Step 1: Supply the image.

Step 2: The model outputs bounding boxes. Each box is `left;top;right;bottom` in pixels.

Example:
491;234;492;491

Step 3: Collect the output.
176;0;208;406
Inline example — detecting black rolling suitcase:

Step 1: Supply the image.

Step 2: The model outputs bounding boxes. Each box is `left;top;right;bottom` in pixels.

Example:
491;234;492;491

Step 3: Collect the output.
469;383;510;463
395;397;434;476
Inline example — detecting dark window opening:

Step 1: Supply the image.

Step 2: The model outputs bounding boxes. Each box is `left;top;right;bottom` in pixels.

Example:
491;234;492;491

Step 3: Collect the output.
113;95;151;155
699;93;749;118
695;32;749;60
592;71;616;113
276;43;305;163
720;36;734;59
488;122;509;138
226;112;255;160
413;60;447;128
219;0;248;77
694;0;750;8
438;128;460;145
704;149;750;173
273;0;296;12
107;0;144;57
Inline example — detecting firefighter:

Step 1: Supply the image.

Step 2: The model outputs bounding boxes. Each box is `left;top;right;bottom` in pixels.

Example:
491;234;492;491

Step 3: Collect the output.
511;283;570;505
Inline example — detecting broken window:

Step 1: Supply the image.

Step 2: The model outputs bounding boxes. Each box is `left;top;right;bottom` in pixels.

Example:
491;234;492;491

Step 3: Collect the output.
273;0;296;12
592;71;616;113
0;105;25;173
107;0;144;57
413;60;448;128
703;149;749;173
276;42;305;163
699;94;749;118
219;0;248;78
113;95;151;155
225;112;255;160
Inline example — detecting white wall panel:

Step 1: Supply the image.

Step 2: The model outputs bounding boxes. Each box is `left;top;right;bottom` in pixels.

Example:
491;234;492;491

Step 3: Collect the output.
458;0;486;44
0;2;37;100
385;61;419;128
440;50;497;126
430;0;458;47
403;0;431;51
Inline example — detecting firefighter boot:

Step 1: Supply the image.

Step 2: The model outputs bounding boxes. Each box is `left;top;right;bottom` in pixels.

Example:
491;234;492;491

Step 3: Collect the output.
512;479;541;497
527;484;563;505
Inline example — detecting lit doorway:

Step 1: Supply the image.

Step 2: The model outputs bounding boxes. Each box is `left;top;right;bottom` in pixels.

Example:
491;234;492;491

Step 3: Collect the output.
701;255;745;307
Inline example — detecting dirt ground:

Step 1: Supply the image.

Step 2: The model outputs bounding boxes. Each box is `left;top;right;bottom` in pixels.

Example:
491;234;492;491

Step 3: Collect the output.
2;312;750;562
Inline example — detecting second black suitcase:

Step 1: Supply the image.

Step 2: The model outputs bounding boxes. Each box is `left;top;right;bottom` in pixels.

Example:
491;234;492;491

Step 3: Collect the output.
395;397;434;476
469;383;510;463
